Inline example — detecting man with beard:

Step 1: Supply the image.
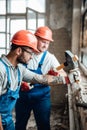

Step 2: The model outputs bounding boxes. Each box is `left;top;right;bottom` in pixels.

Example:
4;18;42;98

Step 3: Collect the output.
0;30;39;130
15;26;67;130
0;29;79;130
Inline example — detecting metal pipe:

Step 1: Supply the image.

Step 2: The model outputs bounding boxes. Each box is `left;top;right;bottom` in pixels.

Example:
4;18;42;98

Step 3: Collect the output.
68;84;75;130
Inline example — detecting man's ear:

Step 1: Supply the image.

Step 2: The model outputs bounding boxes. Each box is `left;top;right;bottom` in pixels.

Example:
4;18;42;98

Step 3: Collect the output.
17;47;22;56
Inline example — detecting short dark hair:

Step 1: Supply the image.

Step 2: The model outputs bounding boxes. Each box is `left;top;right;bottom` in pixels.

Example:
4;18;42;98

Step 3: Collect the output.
10;43;21;51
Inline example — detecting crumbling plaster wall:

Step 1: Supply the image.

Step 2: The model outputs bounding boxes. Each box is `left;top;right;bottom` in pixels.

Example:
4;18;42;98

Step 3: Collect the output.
46;0;73;105
46;0;73;62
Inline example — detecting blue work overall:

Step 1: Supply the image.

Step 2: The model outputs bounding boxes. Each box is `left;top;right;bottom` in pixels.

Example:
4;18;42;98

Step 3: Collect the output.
0;59;20;130
15;51;51;130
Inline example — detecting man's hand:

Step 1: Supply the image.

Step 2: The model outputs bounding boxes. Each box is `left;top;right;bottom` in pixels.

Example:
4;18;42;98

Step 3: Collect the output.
47;68;69;84
47;68;81;85
0;122;3;130
30;68;81;86
0;116;3;130
21;81;34;91
47;69;59;76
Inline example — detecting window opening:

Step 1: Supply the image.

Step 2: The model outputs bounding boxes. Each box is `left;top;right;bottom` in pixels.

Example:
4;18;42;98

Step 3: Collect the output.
0;0;46;56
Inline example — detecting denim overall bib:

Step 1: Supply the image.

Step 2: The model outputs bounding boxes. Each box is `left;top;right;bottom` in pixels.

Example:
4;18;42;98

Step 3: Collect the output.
0;59;20;130
28;51;51;99
15;51;51;130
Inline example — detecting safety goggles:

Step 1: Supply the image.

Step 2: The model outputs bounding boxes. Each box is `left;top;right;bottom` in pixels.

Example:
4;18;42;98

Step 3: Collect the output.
22;48;33;55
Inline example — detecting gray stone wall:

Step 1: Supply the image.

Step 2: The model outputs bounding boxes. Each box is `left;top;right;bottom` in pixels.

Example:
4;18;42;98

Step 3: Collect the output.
46;0;73;105
46;0;73;62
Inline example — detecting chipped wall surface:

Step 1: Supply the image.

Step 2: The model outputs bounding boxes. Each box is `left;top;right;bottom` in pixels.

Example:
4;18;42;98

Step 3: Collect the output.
50;0;72;31
46;0;73;62
46;0;73;105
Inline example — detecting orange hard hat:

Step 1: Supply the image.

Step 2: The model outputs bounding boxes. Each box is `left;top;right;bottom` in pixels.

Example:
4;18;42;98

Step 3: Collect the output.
35;26;53;42
11;30;39;52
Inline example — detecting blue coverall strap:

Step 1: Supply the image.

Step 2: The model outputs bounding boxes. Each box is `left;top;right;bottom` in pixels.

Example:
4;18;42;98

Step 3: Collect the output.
38;51;47;68
0;59;11;87
0;59;21;87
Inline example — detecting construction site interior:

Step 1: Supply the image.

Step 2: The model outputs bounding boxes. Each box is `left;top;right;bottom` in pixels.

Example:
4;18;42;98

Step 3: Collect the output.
0;0;87;130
